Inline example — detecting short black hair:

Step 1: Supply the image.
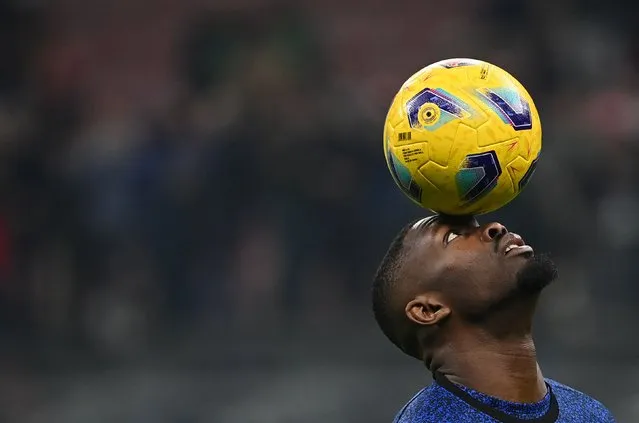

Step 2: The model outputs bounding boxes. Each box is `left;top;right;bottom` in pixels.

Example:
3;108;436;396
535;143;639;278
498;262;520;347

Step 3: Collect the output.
372;220;419;358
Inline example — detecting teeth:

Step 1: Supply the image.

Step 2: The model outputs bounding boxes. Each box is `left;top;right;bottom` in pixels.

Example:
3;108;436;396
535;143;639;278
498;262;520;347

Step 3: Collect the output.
505;244;519;254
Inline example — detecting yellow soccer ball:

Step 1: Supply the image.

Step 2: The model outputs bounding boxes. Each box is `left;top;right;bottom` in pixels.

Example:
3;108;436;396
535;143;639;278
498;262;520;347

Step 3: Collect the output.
383;58;541;215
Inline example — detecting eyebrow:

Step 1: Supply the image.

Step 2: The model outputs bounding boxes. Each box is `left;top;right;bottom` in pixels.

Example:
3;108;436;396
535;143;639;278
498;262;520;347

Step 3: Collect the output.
411;215;439;231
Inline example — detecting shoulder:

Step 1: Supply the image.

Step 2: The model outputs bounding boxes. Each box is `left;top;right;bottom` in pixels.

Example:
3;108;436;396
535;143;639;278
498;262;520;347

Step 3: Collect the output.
393;384;470;423
393;385;433;423
393;386;425;422
546;379;616;421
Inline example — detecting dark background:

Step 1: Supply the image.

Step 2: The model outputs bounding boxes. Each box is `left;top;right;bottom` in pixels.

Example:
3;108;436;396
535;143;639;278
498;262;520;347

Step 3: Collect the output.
0;0;637;421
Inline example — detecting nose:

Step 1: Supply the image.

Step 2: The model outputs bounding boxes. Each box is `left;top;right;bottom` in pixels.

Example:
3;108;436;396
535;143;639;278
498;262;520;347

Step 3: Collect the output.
481;222;507;241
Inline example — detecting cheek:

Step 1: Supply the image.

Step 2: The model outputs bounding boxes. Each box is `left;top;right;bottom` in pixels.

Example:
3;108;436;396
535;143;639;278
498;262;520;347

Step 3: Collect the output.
440;250;508;304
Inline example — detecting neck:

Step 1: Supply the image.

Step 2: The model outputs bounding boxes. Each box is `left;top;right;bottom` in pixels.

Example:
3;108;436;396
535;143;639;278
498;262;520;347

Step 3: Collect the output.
428;302;546;403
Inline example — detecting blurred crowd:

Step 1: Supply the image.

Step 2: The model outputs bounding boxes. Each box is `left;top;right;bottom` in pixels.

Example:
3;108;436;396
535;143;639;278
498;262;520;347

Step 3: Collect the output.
0;0;637;421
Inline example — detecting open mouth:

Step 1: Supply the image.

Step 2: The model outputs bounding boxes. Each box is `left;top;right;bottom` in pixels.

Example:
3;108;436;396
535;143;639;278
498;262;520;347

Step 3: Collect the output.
505;245;534;257
501;233;534;257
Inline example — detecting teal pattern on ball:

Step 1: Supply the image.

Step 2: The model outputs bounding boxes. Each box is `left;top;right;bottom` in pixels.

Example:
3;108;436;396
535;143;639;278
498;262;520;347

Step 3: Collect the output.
456;167;485;200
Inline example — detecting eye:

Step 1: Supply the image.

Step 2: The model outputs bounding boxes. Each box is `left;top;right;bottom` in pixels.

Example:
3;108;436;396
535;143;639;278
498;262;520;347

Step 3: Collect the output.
444;231;460;245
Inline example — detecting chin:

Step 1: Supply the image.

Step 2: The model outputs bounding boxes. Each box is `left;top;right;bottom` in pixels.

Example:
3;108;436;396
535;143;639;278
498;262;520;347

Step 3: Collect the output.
514;253;558;294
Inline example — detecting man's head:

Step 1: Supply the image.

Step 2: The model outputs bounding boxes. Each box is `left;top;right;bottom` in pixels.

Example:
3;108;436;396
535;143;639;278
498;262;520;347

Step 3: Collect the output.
371;215;558;362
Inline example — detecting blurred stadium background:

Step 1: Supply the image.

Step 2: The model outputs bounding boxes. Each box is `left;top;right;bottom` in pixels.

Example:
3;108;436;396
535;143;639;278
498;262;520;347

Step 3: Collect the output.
0;0;637;421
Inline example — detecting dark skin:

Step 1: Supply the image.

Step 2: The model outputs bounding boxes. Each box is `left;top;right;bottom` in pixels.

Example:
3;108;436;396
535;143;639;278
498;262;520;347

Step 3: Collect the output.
397;215;555;404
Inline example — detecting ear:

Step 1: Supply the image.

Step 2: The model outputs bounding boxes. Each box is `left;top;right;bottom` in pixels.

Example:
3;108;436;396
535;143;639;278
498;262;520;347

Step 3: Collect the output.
405;294;451;326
